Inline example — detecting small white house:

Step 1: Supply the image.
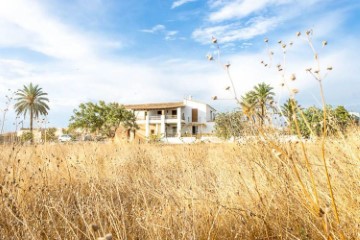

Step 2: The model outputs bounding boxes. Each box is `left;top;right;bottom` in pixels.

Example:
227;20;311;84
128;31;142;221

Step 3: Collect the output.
124;98;216;138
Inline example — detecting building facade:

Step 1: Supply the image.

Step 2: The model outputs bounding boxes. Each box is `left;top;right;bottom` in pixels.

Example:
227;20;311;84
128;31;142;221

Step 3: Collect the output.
125;98;216;138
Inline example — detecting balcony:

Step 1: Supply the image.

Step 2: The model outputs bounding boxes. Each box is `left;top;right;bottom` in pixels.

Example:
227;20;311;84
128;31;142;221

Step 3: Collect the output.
136;114;185;123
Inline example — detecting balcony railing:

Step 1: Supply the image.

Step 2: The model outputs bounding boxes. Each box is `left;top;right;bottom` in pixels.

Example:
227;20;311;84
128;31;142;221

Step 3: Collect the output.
136;115;185;121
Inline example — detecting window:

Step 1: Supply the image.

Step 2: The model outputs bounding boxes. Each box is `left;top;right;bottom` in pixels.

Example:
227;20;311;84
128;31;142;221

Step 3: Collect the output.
172;110;177;115
157;111;162;115
151;130;155;134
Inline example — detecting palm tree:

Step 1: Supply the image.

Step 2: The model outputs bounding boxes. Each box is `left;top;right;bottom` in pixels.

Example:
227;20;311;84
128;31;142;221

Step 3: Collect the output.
14;83;50;142
281;98;300;133
244;83;275;125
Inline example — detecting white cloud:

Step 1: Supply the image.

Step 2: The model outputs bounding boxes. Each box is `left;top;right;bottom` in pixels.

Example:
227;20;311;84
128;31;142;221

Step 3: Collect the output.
0;0;98;60
193;17;279;44
165;31;179;40
140;24;166;33
209;0;271;22
171;0;197;9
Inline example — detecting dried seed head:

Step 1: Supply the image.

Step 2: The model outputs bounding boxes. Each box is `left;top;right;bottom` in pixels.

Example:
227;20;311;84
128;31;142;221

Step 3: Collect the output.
327;66;333;71
278;68;283;71
290;74;296;81
105;234;113;240
225;63;231;68
225;86;230;90
322;40;328;46
314;70;319;74
264;38;269;43
306;30;311;36
212;96;217;100
91;223;99;232
289;41;293;46
278;40;282;44
282;43;286;49
271;149;282;158
276;64;281;68
296;32;301;37
264;63;268;67
280;82;285;87
291;88;299;94
305;67;312;72
270;51;274;55
207;54;213;61
211;36;217;44
260;60;264;64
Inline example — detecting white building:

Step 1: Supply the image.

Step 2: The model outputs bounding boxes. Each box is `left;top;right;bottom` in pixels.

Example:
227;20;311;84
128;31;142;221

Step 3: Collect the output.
124;98;216;138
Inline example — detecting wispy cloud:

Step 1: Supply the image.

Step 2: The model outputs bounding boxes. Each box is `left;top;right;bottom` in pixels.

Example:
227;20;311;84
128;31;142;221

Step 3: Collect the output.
171;0;197;9
209;0;273;22
193;17;279;44
141;24;180;41
165;31;179;40
0;0;98;60
140;24;166;33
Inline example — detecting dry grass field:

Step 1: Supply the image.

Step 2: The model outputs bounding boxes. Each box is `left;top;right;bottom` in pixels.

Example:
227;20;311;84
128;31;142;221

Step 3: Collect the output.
0;131;359;239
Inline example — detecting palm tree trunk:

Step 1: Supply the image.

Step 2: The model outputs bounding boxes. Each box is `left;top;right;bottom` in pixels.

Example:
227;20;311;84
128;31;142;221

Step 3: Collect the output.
30;108;33;143
261;104;265;126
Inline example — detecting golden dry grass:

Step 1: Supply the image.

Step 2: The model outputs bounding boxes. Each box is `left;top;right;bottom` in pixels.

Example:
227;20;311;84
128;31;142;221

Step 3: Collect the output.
0;132;359;239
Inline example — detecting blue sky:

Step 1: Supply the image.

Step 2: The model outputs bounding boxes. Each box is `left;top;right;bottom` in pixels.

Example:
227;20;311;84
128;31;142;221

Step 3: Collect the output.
0;0;359;131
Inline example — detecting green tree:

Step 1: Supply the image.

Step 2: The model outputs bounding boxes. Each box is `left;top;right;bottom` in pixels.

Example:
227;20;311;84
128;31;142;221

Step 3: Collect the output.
69;101;138;138
241;82;275;125
332;105;351;132
281;98;300;134
41;127;57;142
14;83;50;143
214;111;245;139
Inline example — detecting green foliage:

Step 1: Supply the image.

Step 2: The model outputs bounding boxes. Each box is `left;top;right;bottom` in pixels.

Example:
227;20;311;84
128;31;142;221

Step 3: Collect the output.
14;83;49;142
69;101;138;138
214;111;245;139
21;132;33;142
281;98;300;134
41;128;57;142
286;105;352;138
241;82;275;125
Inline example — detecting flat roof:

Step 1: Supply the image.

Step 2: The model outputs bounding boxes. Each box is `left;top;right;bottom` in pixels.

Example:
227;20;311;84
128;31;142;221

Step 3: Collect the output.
124;102;184;110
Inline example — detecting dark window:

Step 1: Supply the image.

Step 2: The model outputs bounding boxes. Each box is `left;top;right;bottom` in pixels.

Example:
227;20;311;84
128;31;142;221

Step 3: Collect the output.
172;110;177;115
157;111;161;115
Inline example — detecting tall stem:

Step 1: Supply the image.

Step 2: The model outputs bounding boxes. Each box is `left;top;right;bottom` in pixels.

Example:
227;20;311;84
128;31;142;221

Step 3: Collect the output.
30;108;33;144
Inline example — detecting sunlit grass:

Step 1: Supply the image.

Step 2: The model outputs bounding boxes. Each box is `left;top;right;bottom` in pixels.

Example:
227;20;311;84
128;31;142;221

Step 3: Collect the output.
0;130;359;239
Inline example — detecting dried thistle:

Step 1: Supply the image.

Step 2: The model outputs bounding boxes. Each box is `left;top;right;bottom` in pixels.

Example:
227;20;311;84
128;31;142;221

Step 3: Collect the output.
296;31;301;37
212;96;218;100
282;44;286;49
211;36;217;44
264;38;269;43
225;86;230;90
322;40;328;47
290;74;296;81
327;66;333;71
306;67;312;72
291;88;299;94
207;54;213;61
278;40;282;44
